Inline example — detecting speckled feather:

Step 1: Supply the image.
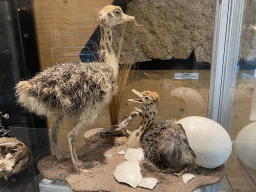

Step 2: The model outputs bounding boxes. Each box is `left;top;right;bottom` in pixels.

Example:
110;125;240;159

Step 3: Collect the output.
15;61;117;124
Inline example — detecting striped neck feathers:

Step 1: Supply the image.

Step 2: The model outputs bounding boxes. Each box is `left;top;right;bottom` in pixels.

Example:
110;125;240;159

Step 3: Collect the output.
141;104;157;129
99;23;118;77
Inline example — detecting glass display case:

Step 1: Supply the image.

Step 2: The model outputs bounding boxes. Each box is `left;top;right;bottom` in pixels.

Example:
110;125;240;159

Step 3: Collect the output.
0;0;255;191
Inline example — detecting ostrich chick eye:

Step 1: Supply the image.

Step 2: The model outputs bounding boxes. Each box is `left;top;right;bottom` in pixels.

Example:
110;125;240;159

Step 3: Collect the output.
144;96;149;100
114;9;121;15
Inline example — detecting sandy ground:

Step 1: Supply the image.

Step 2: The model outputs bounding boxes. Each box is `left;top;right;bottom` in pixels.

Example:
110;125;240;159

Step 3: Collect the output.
38;137;225;192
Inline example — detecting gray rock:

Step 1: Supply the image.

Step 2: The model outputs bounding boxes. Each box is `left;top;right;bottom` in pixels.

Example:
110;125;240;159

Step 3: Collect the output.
113;0;216;64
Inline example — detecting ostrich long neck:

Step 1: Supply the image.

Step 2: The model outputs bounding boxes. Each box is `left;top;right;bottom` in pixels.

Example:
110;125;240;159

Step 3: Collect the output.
99;23;118;77
141;104;157;129
128;104;157;147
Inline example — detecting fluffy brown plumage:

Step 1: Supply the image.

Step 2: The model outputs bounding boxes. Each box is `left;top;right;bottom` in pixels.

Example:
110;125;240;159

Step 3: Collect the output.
129;89;196;173
16;62;115;124
140;120;196;173
15;5;135;172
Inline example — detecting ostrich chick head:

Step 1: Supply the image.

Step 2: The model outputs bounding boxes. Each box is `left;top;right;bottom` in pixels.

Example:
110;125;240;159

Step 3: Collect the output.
99;5;135;26
129;89;160;108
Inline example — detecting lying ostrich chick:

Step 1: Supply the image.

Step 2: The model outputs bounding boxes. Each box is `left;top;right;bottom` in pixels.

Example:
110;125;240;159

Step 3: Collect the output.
15;5;135;173
128;89;196;173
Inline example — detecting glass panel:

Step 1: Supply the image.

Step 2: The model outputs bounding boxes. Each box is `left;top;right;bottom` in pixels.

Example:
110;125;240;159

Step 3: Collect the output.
1;0;246;191
32;0;214;131
0;0;23;126
228;0;256;190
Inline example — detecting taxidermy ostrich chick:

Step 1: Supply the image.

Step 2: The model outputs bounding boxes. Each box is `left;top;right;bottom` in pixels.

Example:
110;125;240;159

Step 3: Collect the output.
15;5;135;172
128;89;196;173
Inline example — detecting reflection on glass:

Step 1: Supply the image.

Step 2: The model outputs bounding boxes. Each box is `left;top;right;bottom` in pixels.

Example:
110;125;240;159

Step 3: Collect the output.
170;87;204;117
229;0;256;187
234;122;256;170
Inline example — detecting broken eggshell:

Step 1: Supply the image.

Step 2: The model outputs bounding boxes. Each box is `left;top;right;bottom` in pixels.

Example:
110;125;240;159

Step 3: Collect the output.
183;173;195;184
118;150;126;155
138;177;158;190
114;161;142;188
0;137;33;179
124;148;144;161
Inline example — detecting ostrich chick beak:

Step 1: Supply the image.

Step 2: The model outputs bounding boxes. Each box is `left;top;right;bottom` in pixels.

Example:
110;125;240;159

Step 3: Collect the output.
123;14;135;22
128;89;144;104
123;14;142;27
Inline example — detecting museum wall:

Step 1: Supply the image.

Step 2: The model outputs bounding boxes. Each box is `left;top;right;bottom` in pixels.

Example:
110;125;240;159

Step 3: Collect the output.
33;0;113;69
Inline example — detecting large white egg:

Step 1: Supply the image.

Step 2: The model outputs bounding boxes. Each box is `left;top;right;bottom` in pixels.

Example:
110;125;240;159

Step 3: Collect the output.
177;116;232;168
234;122;256;170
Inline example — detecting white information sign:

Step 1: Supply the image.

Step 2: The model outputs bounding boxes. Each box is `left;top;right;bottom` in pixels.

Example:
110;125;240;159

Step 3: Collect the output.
174;73;199;80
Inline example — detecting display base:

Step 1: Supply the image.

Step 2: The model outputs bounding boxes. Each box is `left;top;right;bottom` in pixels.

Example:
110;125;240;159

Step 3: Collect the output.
38;137;225;192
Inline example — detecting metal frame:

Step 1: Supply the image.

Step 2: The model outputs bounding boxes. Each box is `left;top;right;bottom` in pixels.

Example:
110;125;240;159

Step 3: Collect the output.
208;0;245;132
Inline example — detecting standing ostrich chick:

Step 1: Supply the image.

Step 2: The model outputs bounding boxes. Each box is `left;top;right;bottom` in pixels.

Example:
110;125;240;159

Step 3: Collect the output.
128;89;196;173
15;5;135;172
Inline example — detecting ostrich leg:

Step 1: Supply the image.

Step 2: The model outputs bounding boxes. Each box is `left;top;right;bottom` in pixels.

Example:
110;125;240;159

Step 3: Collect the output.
68;123;89;173
49;117;69;160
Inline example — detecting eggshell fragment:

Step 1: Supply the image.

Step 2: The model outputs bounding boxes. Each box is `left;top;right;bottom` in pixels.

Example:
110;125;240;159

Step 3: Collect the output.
114;161;142;188
118;150;126;155
183;173;195;184
124;148;144;161
138;177;158;190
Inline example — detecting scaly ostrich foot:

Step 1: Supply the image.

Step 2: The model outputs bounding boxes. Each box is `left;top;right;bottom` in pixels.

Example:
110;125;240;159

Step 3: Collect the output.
73;160;89;173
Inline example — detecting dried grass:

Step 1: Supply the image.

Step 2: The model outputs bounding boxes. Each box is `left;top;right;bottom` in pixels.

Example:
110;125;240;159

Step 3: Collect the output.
109;63;132;125
109;22;133;125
